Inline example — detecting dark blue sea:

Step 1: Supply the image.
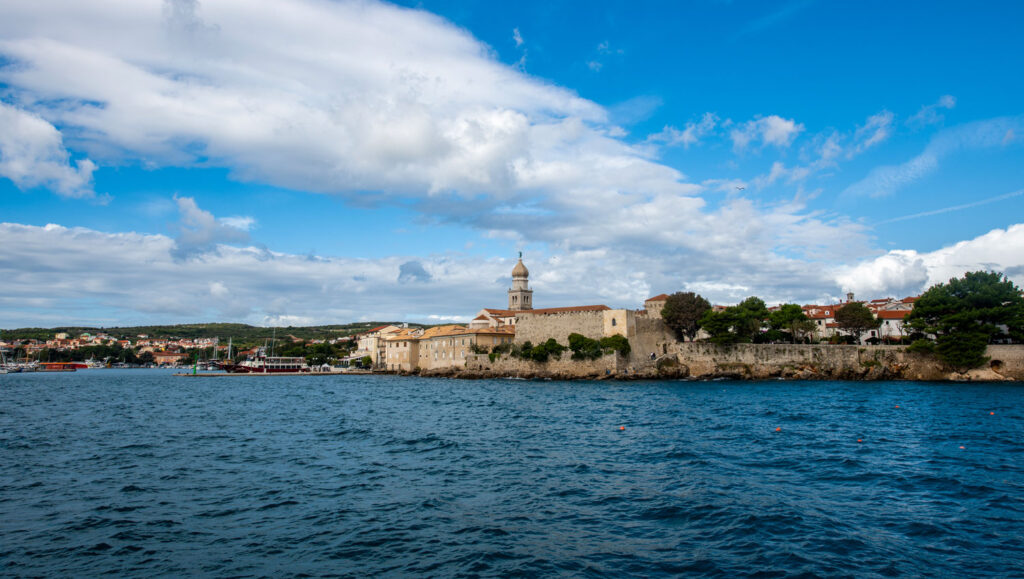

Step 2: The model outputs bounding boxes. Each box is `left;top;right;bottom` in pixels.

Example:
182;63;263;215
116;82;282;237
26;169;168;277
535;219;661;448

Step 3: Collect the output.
1;370;1022;577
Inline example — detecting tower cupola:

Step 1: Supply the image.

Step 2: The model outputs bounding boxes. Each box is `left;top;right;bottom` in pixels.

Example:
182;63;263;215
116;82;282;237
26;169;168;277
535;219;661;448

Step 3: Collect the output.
508;252;533;311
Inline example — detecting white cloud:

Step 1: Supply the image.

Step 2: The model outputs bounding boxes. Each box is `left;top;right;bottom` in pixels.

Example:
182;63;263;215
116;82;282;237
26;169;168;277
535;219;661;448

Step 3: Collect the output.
218;216;256;231
848;110;894;157
731;115;804;152
835;223;1024;297
647;113;717;149
844;115;1024;197
907;94;956;127
512;27;524;48
0;101;98;198
172;194;249;259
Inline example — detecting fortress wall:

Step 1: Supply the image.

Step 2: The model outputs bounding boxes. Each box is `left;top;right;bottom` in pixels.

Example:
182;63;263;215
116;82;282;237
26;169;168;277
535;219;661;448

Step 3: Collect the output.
460;351;621;379
445;342;1024;381
514;311;605;345
627;317;677;368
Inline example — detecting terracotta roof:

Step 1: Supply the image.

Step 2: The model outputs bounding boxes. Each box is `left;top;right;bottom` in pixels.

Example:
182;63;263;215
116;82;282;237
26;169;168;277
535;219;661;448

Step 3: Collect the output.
645;294;670;303
462;326;515;335
385;328;421;341
519;305;611;315
418;325;468;339
901;296;919;303
367;325;390;333
876;310;910;320
483;309;517;317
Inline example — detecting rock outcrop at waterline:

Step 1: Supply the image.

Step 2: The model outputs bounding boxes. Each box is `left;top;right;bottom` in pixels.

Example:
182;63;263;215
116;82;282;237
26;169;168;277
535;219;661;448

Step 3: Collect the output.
402;344;1024;381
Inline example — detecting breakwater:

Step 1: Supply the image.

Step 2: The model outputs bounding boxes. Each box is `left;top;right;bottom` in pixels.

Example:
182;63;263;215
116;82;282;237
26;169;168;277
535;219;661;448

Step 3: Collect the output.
436;344;1024;381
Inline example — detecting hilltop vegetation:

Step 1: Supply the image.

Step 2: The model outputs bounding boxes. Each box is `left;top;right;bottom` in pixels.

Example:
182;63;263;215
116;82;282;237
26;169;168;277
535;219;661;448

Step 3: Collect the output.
1;322;426;342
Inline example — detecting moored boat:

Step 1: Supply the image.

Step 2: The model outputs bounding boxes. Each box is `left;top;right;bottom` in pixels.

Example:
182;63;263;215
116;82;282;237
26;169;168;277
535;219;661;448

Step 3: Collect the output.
225;347;309;373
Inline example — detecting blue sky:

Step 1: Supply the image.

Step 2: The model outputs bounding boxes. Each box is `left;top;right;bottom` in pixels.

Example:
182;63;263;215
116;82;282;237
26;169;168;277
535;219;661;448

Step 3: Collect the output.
1;0;1023;327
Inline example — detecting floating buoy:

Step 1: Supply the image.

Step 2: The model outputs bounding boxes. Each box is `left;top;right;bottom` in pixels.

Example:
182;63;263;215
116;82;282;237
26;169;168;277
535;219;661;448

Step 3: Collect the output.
775;427;781;432
857;439;863;443
990;412;995;415
959;446;965;450
620;426;625;431
895;405;900;409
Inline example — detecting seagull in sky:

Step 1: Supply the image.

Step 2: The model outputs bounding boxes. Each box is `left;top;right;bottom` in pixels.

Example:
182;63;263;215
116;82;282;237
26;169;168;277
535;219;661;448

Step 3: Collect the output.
735;186;746;191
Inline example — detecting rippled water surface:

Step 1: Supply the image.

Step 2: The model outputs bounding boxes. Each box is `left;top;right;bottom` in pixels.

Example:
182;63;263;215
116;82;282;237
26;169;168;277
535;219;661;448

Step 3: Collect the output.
2;370;1023;577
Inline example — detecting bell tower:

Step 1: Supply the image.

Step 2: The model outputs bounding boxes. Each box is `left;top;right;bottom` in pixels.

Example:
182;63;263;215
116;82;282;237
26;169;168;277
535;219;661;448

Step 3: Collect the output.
507;252;533;311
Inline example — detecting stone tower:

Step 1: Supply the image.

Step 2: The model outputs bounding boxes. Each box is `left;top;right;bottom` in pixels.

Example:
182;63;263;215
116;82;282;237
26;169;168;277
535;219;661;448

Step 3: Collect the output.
507;253;533;311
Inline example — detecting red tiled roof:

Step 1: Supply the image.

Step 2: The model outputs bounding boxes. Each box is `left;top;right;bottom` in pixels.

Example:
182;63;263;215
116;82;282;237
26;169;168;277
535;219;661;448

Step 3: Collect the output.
876;310;910;320
519;305;611;315
367;325;390;333
645;294;670;303
483;309;517;317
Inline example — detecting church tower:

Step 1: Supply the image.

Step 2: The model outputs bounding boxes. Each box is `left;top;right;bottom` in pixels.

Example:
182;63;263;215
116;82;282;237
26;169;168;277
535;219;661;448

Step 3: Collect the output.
508;253;533;311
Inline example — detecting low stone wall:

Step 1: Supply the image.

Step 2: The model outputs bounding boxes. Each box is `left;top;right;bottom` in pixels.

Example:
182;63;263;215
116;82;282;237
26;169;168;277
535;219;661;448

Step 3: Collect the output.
422;342;1024;381
453;351;623;380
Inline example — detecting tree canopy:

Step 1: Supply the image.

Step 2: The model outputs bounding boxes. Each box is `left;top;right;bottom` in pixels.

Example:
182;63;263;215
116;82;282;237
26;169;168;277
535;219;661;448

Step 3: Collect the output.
698;296;768;344
834;302;880;341
769;304;815;343
661;292;711;341
906;271;1024;370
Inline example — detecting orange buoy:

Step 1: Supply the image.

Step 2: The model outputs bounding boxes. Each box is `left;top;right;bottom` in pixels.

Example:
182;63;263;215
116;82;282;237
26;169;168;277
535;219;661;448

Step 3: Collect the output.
895;405;900;409
990;412;995;415
620;426;625;431
857;439;863;443
775;427;781;432
959;446;965;450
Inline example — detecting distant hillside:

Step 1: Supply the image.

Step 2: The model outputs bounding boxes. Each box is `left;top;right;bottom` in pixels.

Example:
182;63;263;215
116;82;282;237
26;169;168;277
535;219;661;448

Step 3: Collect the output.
1;322;427;342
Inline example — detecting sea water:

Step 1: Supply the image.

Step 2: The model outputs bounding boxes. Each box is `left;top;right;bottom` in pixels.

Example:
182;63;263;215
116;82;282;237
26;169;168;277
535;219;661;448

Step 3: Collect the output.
1;370;1022;577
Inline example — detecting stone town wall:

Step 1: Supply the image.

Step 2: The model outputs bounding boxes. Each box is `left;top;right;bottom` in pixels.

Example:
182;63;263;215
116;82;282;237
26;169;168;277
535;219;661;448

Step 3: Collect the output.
514;311;606;345
441;351;622;380
626;316;677;367
433;341;1024;381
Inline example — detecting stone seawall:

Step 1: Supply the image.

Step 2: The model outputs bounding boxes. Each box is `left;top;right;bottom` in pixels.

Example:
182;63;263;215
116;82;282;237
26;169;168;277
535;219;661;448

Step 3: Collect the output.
413;344;1024;381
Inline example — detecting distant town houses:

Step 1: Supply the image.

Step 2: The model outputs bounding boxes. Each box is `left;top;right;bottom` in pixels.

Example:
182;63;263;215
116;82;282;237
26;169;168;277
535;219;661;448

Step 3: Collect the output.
1;256;928;371
360;256;923;373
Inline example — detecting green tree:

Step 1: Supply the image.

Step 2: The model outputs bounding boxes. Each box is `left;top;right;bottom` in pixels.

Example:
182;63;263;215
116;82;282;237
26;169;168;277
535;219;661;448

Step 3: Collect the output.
769;303;811;343
733;297;769;342
906;271;1024;370
698;308;737;344
661;292;711;341
835;302;881;343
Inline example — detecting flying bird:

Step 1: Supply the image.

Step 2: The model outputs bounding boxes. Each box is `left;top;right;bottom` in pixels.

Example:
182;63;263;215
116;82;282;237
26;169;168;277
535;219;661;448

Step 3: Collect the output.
735;186;746;191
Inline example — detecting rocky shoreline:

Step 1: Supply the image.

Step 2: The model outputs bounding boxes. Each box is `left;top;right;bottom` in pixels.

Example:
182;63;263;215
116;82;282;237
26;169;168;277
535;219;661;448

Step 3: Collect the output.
396;344;1024;382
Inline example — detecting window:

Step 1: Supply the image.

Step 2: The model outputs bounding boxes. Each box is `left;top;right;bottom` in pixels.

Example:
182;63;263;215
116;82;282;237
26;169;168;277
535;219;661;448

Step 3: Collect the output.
611;318;617;326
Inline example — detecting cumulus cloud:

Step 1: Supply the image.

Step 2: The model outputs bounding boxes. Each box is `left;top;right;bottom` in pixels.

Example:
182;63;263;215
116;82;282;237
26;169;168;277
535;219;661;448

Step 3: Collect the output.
907;94;956;127
647;113;718;149
172;195;250;259
0;101;98;198
398;260;432;283
844;115;1024;197
731;115;804;152
834;223;1024;297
